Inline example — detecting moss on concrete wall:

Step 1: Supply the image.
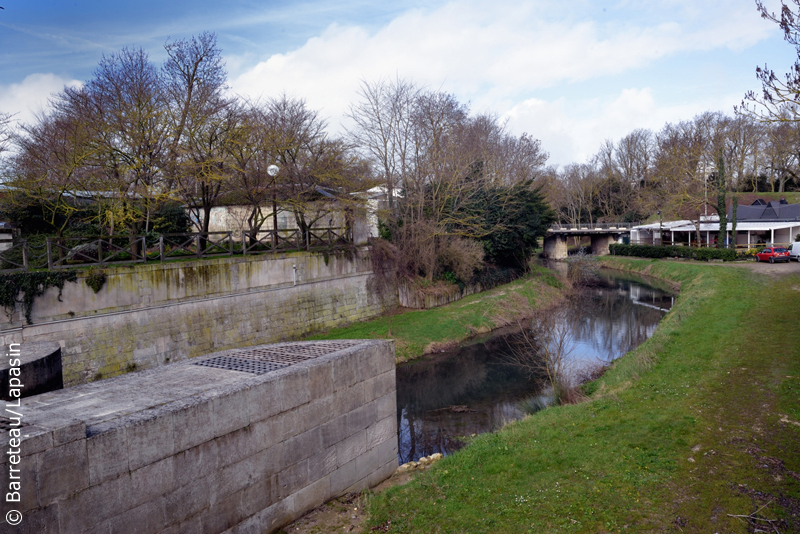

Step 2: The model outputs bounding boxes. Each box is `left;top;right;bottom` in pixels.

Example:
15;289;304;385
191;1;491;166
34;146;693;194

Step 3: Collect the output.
1;248;393;386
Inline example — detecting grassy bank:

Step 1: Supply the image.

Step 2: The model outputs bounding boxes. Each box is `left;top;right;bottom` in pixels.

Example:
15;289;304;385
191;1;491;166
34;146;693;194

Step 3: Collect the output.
365;259;800;532
308;265;566;362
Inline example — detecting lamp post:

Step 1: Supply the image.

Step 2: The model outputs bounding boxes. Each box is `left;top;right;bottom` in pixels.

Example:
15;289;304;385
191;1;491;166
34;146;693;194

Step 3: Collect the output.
267;164;280;248
656;210;662;246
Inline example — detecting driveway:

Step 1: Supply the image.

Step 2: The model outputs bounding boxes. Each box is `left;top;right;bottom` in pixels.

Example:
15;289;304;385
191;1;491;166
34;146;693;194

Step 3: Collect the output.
726;258;800;277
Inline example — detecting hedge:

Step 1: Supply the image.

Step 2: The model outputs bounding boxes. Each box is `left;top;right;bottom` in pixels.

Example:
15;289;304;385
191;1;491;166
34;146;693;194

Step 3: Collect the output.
609;243;737;261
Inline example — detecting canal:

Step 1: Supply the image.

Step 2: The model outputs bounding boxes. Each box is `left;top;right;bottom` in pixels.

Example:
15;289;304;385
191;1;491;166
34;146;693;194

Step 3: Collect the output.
395;268;675;464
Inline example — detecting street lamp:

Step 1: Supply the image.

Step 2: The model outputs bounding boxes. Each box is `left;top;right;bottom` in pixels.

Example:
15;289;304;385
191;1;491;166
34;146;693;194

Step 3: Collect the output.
656;210;662;246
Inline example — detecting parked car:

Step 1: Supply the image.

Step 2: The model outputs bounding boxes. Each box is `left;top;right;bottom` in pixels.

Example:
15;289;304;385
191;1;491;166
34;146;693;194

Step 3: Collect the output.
755;246;790;263
789;242;800;261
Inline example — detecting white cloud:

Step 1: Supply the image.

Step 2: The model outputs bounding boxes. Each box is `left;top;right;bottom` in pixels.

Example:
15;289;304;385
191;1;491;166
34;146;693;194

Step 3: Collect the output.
504;87;748;166
229;0;777;164
0;73;82;126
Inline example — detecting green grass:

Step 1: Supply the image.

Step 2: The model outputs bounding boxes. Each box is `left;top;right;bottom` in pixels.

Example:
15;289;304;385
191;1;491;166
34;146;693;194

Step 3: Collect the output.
364;258;800;533
308;265;565;362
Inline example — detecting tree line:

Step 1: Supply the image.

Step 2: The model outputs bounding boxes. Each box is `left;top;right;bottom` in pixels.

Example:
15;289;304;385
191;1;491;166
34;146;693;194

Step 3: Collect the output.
0;34;554;283
0;33;372;244
347;78;553;280
546;0;800;229
4;0;800;281
545;111;799;228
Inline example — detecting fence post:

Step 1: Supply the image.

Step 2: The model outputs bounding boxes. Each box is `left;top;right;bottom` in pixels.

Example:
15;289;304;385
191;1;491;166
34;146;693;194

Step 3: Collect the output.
305;230;310;251
159;235;165;262
98;238;104;265
46;238;53;270
196;234;202;258
141;236;146;263
22;241;28;271
242;231;248;256
228;232;233;256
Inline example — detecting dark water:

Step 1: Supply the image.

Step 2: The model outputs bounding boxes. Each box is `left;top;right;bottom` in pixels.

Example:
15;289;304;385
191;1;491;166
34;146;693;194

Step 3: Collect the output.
395;269;674;464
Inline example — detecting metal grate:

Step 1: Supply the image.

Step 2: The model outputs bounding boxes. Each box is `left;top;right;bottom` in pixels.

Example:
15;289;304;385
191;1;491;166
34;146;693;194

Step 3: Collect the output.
193;341;365;375
0;416;28;431
193;355;290;375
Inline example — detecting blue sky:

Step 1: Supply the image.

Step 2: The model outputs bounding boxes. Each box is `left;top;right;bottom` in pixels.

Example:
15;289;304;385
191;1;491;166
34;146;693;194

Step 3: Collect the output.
0;0;795;166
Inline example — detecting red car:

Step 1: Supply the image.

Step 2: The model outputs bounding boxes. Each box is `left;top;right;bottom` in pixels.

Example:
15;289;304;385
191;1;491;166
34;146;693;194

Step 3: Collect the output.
755;246;790;263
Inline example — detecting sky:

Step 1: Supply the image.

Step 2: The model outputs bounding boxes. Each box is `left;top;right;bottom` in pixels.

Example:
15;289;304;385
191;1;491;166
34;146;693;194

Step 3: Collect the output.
0;0;796;167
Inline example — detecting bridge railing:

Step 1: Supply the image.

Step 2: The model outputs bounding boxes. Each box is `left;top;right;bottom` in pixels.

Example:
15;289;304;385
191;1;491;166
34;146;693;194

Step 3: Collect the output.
548;222;639;231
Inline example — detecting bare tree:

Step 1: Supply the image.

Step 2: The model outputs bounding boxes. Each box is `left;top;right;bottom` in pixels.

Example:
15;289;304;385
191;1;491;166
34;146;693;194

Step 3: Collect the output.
0;111;13;157
175;98;241;235
554;163;598;225
653;118;711;239
56;46;171;234
226;103;278;243
724;115;765;191
764;118;800;191
346;77;418;210
7;110;97;237
163;31;227;166
162;32;231;235
262;94;370;237
739;1;800;122
502;306;585;405
615;128;655;188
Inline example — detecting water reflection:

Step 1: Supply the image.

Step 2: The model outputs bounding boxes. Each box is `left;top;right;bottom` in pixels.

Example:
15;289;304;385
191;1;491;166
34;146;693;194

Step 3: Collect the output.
395;268;674;464
563;271;674;369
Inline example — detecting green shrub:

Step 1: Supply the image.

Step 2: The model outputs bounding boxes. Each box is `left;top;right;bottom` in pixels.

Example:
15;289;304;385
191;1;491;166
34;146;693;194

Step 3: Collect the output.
609;243;737;261
151;204;191;234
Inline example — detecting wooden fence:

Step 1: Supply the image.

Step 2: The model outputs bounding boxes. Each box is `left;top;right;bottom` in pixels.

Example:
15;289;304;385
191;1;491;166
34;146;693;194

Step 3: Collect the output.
0;227;352;272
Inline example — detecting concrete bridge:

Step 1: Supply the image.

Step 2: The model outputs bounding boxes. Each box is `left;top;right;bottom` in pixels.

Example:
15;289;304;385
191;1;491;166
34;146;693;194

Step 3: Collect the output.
543;223;635;259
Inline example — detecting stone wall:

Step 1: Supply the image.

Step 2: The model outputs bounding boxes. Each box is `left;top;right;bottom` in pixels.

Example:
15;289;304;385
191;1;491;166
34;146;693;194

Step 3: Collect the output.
0;340;398;534
0;248;394;386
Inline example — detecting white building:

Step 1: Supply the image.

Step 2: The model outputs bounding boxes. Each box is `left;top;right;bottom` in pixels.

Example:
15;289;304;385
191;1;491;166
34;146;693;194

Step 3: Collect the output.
631;199;800;249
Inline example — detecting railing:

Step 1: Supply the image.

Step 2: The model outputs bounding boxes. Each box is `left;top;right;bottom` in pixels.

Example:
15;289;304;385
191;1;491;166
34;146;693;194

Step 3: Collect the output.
548;222;638;231
241;229;304;255
158;232;235;261
0;227;352;272
47;235;148;269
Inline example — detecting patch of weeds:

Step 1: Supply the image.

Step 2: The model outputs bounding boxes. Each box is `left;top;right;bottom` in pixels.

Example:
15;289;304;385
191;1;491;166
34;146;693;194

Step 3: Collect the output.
85;270;107;293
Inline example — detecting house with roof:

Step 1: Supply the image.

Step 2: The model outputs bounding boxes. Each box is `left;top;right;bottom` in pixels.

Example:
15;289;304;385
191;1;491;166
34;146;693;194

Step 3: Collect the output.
630;199;800;249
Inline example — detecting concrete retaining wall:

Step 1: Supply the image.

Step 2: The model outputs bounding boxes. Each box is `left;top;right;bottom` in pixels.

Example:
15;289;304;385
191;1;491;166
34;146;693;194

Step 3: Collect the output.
0;340;397;534
0;248;394;386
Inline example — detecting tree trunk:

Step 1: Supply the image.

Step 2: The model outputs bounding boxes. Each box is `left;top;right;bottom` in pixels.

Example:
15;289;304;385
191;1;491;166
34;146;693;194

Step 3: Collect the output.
716;153;727;249
731;197;738;250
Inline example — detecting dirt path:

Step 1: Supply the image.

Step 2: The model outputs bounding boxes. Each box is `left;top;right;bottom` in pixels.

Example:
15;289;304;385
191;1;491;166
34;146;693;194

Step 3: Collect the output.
668;267;800;531
277;472;416;534
721;258;800;276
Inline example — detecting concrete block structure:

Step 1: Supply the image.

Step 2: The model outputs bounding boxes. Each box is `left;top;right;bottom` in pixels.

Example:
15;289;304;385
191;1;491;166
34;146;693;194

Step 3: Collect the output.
0;340;397;534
